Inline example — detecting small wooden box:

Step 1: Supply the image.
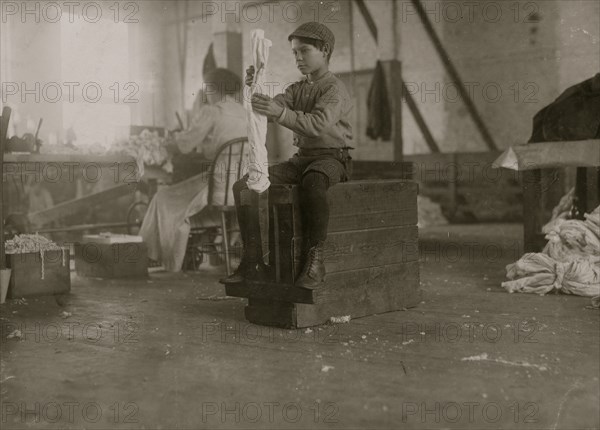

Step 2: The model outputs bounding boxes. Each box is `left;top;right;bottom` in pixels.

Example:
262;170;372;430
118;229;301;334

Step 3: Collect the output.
226;180;421;328
75;242;148;278
6;249;71;298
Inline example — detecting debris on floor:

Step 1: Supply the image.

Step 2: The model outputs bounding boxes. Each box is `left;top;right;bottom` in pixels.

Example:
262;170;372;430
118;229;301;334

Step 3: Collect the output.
461;353;549;372
330;315;351;324
196;296;237;301
6;330;22;340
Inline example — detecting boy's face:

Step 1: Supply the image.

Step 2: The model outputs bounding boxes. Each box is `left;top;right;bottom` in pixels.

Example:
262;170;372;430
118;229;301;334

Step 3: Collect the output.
291;39;328;75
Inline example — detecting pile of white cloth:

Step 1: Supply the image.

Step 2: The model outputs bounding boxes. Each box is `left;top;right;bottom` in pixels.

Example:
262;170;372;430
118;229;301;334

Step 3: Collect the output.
503;253;600;297
502;205;600;300
540;186;574;234
417;195;449;228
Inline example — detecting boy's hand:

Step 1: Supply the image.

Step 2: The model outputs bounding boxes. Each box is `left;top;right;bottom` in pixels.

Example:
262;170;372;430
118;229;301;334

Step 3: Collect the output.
245;65;255;87
251;94;284;118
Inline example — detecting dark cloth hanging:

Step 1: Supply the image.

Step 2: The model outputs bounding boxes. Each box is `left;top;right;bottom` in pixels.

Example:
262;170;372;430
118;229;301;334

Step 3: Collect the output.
529;73;600;143
202;43;218;77
366;60;392;140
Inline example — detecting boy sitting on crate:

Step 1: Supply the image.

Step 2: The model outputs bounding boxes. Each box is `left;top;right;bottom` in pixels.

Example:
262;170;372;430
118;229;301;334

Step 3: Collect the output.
221;22;354;288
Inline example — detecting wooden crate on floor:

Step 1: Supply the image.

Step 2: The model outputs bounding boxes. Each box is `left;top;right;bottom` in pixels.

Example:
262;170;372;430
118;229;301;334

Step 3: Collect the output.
6;249;71;298
225;180;421;328
75;242;148;279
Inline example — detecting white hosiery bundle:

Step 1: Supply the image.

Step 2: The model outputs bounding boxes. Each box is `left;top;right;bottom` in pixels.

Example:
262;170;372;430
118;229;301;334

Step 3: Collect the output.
245;29;272;194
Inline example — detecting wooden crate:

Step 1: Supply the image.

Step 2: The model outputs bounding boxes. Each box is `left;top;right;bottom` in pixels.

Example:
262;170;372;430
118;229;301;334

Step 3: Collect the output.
6;249;71;298
75;242;148;278
225;180;421;328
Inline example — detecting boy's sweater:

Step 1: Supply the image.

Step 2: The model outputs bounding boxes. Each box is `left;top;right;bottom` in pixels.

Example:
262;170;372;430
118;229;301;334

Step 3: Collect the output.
274;71;353;150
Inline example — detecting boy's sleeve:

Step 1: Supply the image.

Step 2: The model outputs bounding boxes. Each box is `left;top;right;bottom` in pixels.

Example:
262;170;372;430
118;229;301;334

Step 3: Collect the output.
276;84;346;138
273;84;295;109
175;105;217;155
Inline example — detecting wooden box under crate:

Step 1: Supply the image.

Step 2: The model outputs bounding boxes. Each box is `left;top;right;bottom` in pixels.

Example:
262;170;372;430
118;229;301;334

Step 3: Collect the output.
225;180;421;328
75;241;148;279
6;249;71;298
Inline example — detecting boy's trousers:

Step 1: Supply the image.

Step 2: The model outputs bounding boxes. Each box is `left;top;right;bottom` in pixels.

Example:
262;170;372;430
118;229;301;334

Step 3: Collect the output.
232;148;352;261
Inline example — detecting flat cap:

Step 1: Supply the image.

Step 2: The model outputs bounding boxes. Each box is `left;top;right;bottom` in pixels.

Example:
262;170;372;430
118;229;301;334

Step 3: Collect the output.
288;22;335;51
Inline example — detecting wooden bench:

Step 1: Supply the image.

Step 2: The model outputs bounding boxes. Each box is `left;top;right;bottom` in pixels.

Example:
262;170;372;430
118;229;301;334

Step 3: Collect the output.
225;179;421;328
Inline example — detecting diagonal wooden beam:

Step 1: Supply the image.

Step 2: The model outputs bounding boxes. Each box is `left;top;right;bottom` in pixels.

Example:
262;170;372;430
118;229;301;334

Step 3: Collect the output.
402;83;440;153
354;0;378;43
27;183;137;227
410;0;498;151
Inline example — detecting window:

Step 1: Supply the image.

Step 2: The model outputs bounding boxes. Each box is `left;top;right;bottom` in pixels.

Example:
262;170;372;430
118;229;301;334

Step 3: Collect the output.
60;16;131;149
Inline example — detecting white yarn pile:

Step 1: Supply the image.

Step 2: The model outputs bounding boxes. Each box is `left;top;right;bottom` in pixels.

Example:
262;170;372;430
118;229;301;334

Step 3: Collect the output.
4;234;66;280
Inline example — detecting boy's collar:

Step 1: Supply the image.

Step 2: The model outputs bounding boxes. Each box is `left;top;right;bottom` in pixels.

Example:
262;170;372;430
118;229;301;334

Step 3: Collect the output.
306;71;332;84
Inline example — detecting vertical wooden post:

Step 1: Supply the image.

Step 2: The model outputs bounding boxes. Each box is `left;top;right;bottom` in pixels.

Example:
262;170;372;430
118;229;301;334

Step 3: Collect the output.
213;31;242;77
522;169;541;253
573;167;587;219
588;167;600;213
391;0;402;161
349;0;356;95
448;153;458;218
212;16;243;78
353;0;403;160
0;107;10;270
176;1;189;115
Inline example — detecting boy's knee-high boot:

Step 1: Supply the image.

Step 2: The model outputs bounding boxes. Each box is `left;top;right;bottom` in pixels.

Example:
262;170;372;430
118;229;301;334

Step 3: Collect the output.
220;205;265;284
296;172;329;288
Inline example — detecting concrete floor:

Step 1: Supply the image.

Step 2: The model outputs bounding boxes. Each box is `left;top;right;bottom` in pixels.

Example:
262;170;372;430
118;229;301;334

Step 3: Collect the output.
0;223;598;429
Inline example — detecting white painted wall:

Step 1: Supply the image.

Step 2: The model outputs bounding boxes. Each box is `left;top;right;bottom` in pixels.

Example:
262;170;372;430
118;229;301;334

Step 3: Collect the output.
2;0;598;157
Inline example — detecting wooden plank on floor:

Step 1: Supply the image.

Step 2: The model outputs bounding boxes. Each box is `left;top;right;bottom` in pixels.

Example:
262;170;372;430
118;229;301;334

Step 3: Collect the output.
312;260;420;303
225;260;420;304
244;299;297;328
245;271;422;328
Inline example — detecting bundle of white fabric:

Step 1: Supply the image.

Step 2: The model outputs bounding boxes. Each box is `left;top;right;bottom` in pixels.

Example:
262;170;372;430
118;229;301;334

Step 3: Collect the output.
502;205;600;299
502;253;600;297
245;29;272;194
543;207;600;260
541;187;574;234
